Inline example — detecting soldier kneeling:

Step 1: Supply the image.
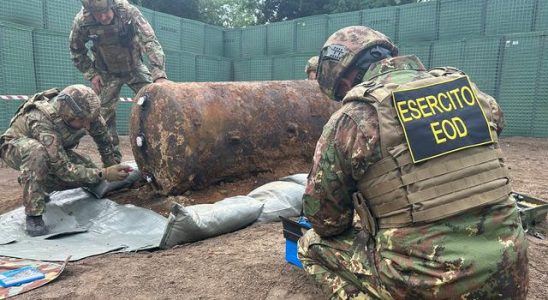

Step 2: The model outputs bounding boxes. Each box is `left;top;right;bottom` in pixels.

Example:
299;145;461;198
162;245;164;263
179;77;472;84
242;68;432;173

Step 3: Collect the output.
0;85;131;236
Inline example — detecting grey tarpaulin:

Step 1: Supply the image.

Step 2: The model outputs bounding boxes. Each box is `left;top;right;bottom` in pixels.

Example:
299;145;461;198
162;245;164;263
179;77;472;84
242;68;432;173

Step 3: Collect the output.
159;196;264;249
248;174;307;222
0;188;167;261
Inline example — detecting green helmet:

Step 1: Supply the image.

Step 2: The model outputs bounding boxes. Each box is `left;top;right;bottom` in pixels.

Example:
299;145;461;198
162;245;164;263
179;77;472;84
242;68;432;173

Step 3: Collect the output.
56;85;101;122
317;26;398;100
81;0;113;14
305;56;319;74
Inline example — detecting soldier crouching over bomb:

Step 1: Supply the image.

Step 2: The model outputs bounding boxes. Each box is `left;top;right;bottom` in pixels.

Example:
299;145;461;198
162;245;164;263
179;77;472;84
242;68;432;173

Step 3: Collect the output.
0;85;132;237
297;26;528;299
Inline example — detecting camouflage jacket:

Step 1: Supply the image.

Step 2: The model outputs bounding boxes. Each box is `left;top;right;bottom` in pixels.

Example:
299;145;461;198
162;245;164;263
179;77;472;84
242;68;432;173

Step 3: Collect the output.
69;0;166;81
303;56;527;298
1;98;116;185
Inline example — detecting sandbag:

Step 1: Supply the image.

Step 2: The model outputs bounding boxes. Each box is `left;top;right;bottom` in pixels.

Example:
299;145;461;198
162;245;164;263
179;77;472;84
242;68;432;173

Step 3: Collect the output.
248;175;306;223
279;173;308;186
159;196;263;248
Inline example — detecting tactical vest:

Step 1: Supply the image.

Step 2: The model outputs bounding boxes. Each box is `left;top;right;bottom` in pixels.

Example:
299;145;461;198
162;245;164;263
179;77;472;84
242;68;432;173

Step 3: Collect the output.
8;89;86;149
344;69;512;229
85;1;138;73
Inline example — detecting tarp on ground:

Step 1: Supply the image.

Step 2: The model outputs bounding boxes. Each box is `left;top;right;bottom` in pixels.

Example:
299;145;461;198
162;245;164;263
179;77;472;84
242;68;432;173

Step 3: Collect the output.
0;188;167;262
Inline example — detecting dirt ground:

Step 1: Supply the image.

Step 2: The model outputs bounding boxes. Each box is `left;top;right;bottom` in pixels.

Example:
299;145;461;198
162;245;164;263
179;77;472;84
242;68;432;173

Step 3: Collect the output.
0;136;546;299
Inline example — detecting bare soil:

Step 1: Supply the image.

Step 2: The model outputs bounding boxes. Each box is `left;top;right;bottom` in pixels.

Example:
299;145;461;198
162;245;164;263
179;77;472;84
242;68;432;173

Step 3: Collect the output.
1;136;546;300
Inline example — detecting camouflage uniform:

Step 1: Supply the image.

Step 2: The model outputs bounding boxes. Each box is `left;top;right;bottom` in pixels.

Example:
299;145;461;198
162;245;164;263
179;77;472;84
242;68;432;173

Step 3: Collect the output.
298;55;528;299
305;56;319;79
0;87;117;216
69;0;167;160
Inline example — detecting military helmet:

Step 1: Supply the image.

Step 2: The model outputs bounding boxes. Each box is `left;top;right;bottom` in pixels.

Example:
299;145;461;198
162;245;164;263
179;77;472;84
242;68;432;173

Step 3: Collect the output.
317;26;398;100
305;56;319;74
81;0;114;14
57;85;101;122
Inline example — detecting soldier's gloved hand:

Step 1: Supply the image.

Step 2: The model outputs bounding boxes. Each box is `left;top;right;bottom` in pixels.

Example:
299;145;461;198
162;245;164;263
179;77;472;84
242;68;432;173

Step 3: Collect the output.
91;74;104;94
100;164;132;182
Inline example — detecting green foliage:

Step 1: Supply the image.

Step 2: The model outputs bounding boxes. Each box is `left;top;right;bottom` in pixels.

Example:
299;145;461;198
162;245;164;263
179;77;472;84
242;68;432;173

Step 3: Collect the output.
198;0;259;27
129;0;201;20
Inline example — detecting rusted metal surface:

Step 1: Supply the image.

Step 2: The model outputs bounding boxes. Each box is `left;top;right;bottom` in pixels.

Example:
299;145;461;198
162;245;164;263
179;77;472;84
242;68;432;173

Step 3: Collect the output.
129;80;339;195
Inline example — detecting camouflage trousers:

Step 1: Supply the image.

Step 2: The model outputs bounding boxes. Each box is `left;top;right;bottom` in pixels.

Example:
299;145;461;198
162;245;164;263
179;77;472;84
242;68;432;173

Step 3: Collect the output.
298;227;392;300
98;64;152;161
0;137;97;216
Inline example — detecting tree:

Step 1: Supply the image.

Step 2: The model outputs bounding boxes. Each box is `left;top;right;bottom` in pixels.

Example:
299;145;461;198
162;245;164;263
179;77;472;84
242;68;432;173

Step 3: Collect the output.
198;0;260;27
129;0;201;20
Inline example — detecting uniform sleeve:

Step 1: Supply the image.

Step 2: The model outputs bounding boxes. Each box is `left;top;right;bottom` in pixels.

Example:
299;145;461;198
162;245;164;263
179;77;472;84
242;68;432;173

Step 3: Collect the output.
483;91;505;135
89;116;119;167
129;6;167;81
303;107;381;237
27;111;101;185
69;11;98;81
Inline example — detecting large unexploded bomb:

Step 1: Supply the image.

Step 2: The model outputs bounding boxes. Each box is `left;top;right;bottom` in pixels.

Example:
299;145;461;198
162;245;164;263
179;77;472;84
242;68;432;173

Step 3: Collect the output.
129;80;339;195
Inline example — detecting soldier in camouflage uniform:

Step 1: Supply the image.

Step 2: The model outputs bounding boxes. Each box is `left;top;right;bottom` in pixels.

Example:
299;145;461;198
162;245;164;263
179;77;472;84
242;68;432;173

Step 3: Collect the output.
297;26;528;299
305;56;319;80
0;85;132;237
70;0;170;161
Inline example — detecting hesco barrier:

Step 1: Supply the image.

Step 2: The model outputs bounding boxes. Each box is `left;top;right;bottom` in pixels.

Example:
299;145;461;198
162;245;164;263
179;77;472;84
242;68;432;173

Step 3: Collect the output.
0;22;36;95
1;0;547;137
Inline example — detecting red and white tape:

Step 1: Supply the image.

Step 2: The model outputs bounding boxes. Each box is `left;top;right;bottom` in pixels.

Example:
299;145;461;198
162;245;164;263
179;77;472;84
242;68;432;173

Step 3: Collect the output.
1;96;133;102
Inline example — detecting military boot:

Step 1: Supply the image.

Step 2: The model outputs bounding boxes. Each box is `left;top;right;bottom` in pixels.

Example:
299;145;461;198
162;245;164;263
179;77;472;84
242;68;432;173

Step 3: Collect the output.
25;215;48;237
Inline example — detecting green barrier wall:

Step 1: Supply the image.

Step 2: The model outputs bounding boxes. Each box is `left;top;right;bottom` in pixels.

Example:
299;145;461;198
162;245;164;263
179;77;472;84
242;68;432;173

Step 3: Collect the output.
328;11;361;36
361;6;399;42
293;54;317;80
295;16;328;54
485;0;536;36
267;21;295;56
204;25;224;57
272;56;295;80
431;40;464;68
0;22;36;95
1;0;548;137
438;0;484;39
461;37;502;96
0;0;44;29
234;58;273;81
115;102;133;136
534;35;548;137
155;11;182;51
398;1;438;42
196;56;231;82
535;1;548;31
398;42;432;69
224;29;242;59
498;32;545;137
33;30;85;91
241;26;267;57
0;100;24;134
181;19;205;54
43;0;81;34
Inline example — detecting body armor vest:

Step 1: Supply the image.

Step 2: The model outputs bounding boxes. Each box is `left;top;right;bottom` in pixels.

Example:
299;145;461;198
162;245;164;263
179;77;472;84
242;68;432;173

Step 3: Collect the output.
85;2;138;73
7;89;86;150
344;70;512;229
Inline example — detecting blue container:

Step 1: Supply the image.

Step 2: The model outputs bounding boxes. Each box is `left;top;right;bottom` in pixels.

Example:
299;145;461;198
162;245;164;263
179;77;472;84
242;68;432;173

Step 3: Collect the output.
280;216;312;269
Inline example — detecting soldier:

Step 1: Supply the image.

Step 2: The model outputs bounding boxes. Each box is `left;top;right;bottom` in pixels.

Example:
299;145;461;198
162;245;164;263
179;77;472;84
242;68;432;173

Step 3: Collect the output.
0;85;132;237
297;26;528;299
305;56;319;80
70;0;170;161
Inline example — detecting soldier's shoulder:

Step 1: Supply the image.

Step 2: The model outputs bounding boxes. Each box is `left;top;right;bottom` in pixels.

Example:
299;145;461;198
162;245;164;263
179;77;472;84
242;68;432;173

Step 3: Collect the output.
114;0;138;16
